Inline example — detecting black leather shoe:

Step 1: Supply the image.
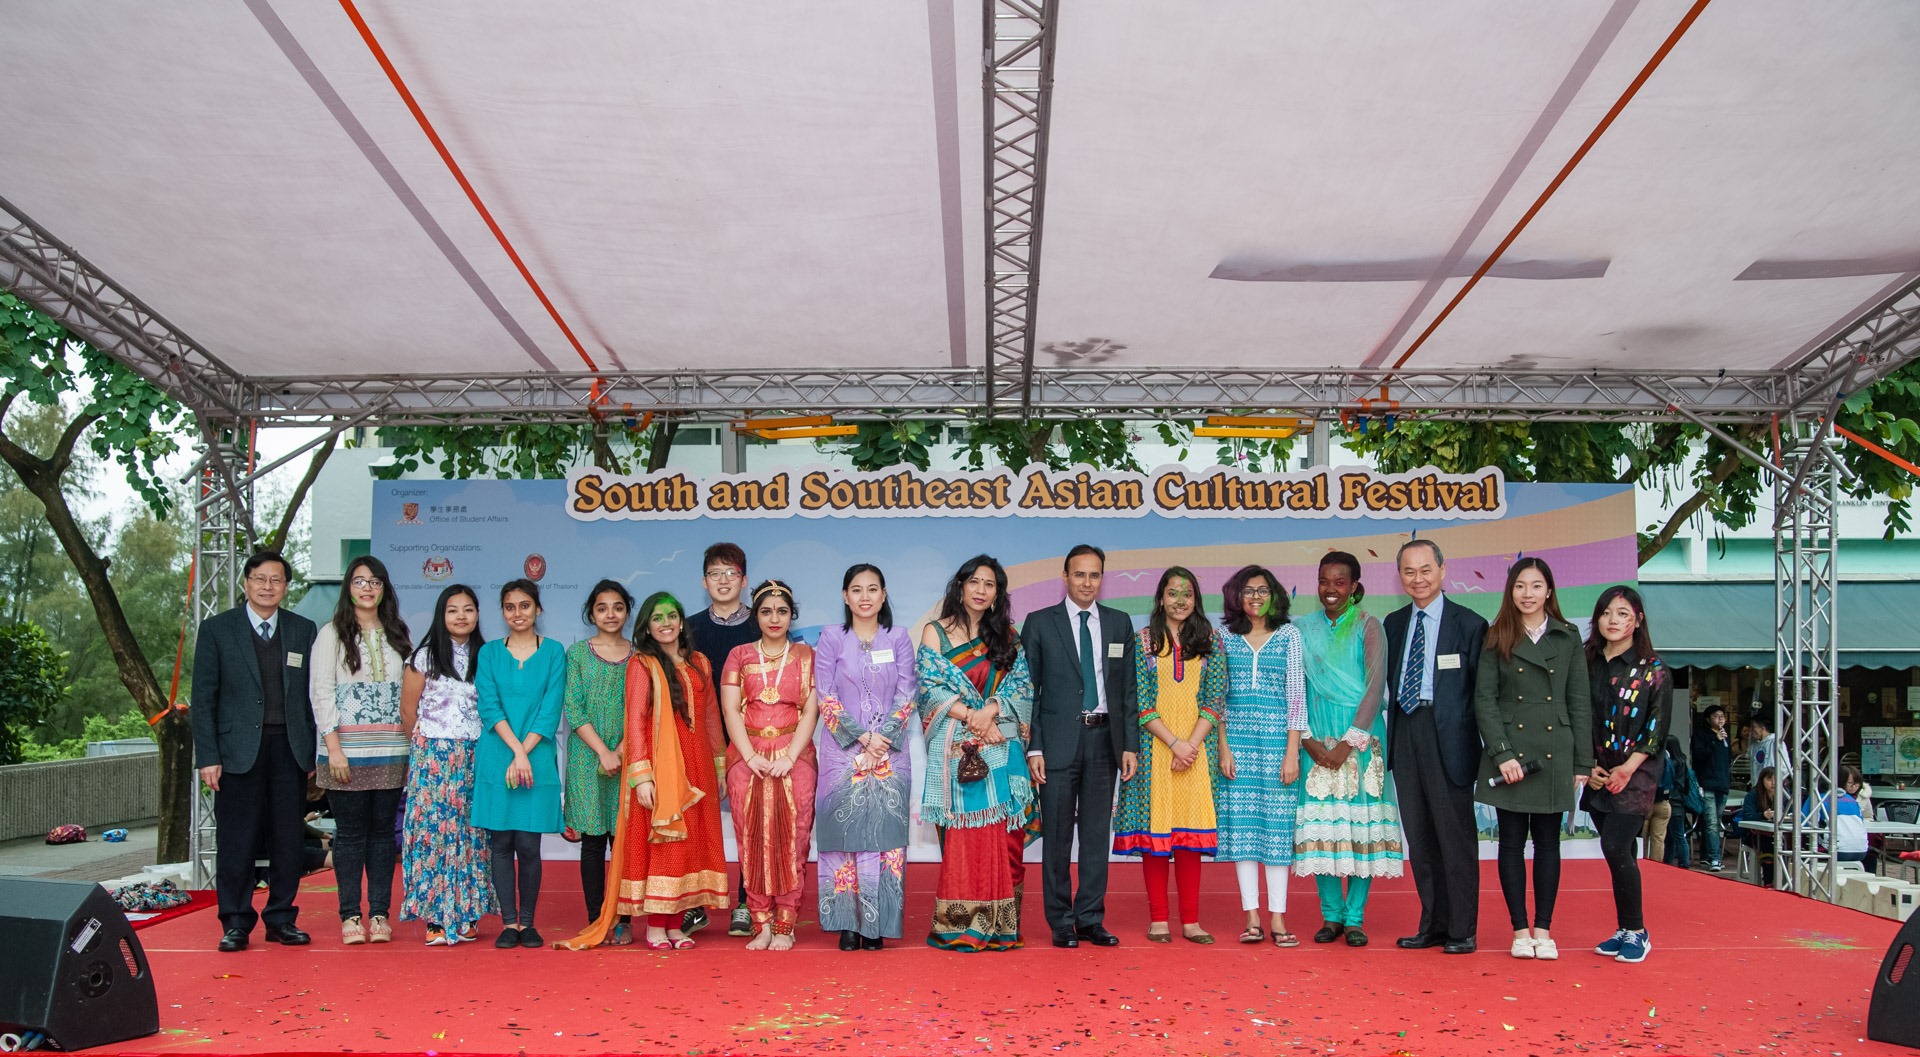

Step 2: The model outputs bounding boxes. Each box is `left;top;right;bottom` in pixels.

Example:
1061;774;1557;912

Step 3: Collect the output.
1050;930;1079;948
1396;933;1444;949
1313;924;1346;944
1442;937;1477;955
1076;925;1120;947
861;935;884;951
1345;927;1369;947
263;924;310;946
218;928;249;952
840;930;861;951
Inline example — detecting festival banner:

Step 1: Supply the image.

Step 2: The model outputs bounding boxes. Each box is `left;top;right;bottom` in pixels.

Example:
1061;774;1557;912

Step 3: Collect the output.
374;464;1636;861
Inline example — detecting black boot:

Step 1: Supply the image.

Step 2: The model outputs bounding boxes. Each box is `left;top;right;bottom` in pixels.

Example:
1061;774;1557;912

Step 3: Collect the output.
839;930;861;951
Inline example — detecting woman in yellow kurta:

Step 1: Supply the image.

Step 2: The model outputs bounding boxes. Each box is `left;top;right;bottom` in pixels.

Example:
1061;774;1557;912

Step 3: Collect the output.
1113;567;1226;943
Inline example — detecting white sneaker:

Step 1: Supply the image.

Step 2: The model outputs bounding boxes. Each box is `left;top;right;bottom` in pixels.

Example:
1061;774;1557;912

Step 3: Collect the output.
1510;936;1536;959
1533;937;1559;960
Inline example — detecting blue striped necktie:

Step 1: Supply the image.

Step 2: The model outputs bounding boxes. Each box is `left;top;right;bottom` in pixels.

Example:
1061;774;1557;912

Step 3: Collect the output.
1399;611;1426;714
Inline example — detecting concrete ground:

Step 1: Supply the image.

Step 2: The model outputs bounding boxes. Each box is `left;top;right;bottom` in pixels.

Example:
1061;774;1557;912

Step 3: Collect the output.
0;821;163;885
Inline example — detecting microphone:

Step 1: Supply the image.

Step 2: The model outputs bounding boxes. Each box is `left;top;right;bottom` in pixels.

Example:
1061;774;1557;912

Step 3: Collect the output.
1489;759;1543;787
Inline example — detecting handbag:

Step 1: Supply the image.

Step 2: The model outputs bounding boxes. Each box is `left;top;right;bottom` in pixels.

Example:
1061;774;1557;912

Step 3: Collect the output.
956;742;989;784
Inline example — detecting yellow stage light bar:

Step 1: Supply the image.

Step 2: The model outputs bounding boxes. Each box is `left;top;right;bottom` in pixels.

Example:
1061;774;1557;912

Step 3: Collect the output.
729;414;835;432
746;425;860;440
1203;414;1313;430
1193;426;1298;440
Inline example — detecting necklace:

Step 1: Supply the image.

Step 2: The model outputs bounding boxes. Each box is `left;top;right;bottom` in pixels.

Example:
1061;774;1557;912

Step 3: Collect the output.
756;640;791;704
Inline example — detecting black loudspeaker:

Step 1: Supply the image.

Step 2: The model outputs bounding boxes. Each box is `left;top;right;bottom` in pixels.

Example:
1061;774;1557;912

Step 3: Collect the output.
0;878;159;1050
1870;911;1920;1050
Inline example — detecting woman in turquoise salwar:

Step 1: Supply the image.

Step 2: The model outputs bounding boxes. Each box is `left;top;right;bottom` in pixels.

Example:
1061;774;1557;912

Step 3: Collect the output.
1293;551;1402;948
916;554;1036;952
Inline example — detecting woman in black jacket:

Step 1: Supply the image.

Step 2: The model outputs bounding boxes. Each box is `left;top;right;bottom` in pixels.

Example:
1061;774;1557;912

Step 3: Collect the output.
1581;586;1670;966
1689;705;1733;871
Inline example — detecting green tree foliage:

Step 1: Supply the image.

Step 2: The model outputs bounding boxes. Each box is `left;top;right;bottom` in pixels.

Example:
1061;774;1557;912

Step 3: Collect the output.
373;418;678;480
0;620;69;765
17;709;154;764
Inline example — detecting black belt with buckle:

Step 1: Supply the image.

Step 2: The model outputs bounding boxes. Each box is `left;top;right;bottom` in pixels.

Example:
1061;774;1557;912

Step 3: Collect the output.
1080;712;1109;727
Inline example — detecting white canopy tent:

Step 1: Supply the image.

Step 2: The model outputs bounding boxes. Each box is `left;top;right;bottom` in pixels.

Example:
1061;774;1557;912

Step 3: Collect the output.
5;0;1919;897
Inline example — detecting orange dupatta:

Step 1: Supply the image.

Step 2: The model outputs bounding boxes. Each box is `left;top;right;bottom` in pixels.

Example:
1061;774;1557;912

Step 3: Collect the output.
554;653;702;950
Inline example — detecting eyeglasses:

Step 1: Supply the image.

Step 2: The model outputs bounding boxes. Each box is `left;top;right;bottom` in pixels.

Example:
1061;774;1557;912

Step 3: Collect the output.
350;577;383;590
246;575;288;587
705;569;742;582
1242;587;1272;599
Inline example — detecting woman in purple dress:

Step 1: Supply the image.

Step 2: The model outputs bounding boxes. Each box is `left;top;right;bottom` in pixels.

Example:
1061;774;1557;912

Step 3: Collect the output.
813;563;918;950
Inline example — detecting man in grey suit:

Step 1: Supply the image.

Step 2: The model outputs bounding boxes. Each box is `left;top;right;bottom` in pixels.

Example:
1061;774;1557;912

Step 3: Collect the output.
190;551;319;952
1023;544;1139;948
1382;539;1488;955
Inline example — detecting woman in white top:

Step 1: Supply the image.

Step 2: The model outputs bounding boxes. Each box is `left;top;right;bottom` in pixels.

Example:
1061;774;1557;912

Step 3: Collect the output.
399;583;499;945
312;556;411;946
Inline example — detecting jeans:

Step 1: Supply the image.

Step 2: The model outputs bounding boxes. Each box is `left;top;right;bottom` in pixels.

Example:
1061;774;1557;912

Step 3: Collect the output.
331;786;402;921
1701;791;1728;863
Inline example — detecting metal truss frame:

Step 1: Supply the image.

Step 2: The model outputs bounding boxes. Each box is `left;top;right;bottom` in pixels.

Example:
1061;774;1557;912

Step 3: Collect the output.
982;0;1059;418
1771;411;1841;903
187;423;256;888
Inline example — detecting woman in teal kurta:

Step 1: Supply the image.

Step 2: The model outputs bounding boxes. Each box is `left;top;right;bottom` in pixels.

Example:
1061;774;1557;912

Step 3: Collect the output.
473;579;566;947
1292;551;1402;948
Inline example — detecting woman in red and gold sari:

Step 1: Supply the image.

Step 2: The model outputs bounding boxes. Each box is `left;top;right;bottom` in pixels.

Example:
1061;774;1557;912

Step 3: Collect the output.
721;580;820;951
556;591;728;951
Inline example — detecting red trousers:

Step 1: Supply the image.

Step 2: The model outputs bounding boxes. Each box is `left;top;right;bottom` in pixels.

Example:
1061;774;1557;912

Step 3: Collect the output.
1142;851;1203;923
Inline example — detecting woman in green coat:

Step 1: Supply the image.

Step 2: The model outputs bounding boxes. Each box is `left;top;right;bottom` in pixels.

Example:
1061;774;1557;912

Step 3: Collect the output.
1473;557;1592;962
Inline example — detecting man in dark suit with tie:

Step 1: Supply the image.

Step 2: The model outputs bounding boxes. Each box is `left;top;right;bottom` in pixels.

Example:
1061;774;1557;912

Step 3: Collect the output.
1383;539;1488;954
1023;544;1139;948
189;550;319;952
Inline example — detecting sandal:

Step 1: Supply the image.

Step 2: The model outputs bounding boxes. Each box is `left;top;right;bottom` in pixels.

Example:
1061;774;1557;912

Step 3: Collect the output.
1237;925;1265;944
671;936;696;950
606;923;634;946
368;915;392;943
645;938;672;951
341;916;366;945
1146;926;1173;944
1183;928;1215;945
1272;931;1300;948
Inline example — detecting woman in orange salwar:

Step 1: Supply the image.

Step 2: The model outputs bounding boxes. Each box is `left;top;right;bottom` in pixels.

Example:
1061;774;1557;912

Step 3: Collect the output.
721;580;820;951
555;592;727;951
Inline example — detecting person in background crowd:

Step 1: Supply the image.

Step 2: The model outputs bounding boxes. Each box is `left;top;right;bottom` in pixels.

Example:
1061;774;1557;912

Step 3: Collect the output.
1384;540;1489;956
1215;564;1307;947
813;564;918;950
687;542;757;937
558;592;728;952
1689;703;1733;872
1473;557;1592;962
313;556;412;946
1642;741;1676;864
917;555;1037;952
1114;566;1226;944
1024;544;1140;949
721;580;819;951
1739;766;1782;888
1293;552;1402;949
399;584;498;945
1746;712;1784;780
1845;763;1874;820
191;550;318;953
1805;764;1874;872
1656;736;1697;868
473;578;567;948
564;580;636;926
1581;584;1670;965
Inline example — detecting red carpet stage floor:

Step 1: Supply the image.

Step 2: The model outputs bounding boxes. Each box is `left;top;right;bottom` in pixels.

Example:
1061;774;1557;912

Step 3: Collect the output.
104;861;1902;1056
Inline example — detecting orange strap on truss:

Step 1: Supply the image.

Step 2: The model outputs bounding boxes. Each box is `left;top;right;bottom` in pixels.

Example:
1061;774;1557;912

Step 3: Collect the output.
1388;0;1714;371
153;551;198;725
338;0;601;376
1836;423;1920;479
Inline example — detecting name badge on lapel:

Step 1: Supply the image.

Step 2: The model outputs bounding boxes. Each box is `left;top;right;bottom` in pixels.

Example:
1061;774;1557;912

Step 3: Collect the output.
870;648;895;665
287;652;305;669
1436;653;1460;670
1107;642;1124;659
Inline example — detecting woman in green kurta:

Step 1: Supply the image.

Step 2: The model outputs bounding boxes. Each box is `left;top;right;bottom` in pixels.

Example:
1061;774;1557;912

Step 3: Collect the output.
1293;552;1402;948
564;580;635;932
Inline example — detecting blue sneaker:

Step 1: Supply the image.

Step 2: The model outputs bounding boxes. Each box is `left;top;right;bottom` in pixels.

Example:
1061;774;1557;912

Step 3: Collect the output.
1594;929;1629;957
1614;930;1650;963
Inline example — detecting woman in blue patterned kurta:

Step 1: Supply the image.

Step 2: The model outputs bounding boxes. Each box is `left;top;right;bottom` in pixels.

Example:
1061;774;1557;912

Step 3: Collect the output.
1214;565;1307;947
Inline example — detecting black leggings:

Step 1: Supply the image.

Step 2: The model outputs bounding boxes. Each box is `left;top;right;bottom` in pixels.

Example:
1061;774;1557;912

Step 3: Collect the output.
1495;809;1563;930
330;787;401;921
488;829;543;926
580;832;611;919
1589;807;1645;931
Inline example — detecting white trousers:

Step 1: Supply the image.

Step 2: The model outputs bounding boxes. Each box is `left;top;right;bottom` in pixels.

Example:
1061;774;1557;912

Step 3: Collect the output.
1234;861;1290;913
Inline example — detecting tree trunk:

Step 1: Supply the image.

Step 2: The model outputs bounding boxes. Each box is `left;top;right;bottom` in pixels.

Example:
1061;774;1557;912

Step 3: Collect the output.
645;419;679;473
1637;446;1749;565
262;434;336;554
0;414;189;862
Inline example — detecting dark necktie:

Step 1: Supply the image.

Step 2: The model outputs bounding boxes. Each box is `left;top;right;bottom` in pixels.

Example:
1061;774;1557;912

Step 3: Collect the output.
1399;611;1427;714
1078;610;1099;713
258;620;272;641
